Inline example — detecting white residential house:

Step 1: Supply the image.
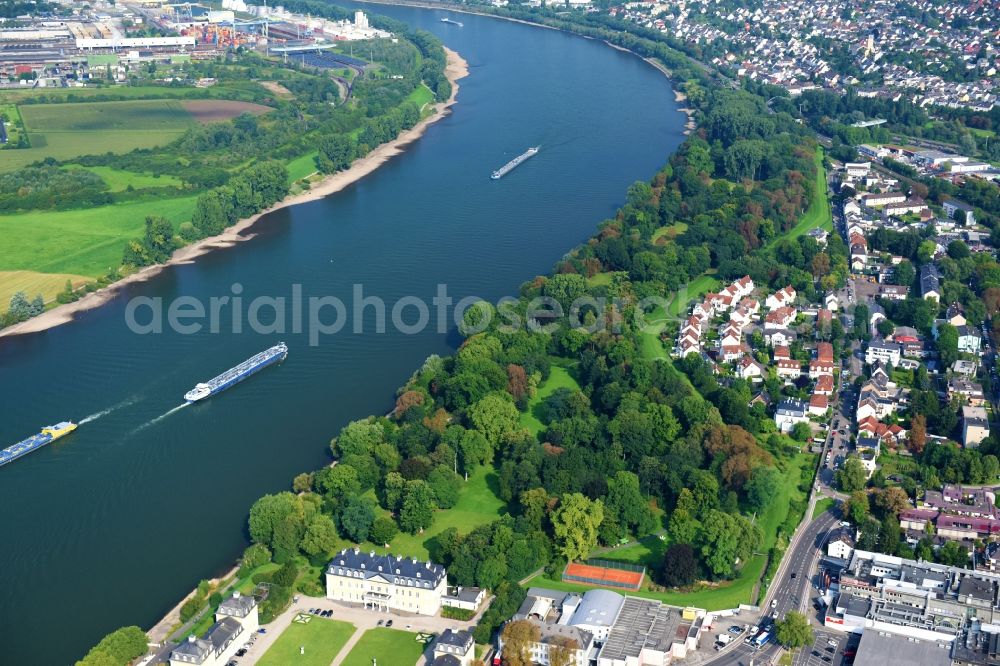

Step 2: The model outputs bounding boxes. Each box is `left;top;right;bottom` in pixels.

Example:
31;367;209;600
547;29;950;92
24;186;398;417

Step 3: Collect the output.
825;293;839;311
943;199;976;226
809;359;835;379
512;619;594;666
765;328;795;347
827;529;855;560
737;356;765;382
169;593;258;666
776;359;802;381
862;192;906;207
766;286;796;310
775;399;809;433
845;162;871;177
957;326;983;355
431;629;476;666
963;406;990;448
764;306;796;329
865;339;901;366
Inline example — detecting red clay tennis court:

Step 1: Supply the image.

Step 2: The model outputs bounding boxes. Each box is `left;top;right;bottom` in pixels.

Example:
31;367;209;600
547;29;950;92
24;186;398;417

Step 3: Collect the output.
562;559;645;590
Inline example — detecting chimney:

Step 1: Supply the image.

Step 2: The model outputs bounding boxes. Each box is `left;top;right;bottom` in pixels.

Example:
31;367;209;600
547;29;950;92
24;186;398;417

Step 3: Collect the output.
187;635;196;643
233;591;241;599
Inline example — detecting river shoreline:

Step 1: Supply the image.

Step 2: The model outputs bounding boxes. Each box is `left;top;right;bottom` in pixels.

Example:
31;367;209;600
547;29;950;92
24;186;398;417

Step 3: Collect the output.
0;48;468;340
355;0;696;131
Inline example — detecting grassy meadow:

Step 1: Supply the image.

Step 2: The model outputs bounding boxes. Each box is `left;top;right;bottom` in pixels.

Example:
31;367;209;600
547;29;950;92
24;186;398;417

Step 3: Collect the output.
257;618;356;666
340;628;425;666
0;195;197;279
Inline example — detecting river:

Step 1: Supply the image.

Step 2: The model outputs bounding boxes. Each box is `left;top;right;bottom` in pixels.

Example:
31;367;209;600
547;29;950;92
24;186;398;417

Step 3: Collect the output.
0;4;685;663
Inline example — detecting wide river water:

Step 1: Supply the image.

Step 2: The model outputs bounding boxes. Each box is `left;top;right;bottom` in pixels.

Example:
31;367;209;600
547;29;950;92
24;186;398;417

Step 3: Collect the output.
0;3;684;663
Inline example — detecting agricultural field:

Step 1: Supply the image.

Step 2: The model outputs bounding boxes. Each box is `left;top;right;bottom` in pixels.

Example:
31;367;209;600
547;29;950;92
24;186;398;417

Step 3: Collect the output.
339;628;426;666
0;195;197;280
257;617;356;666
0;270;90;310
1;100;198;171
181;99;273;124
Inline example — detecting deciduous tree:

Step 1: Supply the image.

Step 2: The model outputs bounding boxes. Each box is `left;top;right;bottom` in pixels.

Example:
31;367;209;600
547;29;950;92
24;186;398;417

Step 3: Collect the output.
551;493;604;561
775;611;813;648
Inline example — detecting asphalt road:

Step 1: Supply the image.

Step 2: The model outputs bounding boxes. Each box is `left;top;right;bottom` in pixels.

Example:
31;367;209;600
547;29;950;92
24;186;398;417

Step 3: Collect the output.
705;510;840;666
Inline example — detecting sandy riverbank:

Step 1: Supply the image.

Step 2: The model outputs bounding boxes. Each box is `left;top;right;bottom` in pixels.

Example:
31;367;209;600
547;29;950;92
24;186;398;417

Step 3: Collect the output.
0;48;468;340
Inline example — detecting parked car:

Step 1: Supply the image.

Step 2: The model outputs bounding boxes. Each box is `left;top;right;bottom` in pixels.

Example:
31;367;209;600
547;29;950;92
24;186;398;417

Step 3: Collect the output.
377;619;384;626
386;620;393;627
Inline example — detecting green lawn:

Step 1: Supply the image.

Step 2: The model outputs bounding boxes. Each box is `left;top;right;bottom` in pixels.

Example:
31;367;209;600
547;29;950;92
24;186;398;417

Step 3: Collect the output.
519;365;582;435
813;497;835;519
62;164;184;192
969;127;995;138
286;151;320;182
526;453;815;610
366;465;506;560
257;618;356;666
340;628;426;666
779;147;832;243
586;272;614;288
1;103;24;146
405;84;435;116
0;195;197;278
651;222;688;244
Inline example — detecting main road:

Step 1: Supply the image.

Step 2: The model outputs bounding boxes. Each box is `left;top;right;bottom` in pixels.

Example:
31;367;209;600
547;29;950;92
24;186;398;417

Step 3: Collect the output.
705;509;839;666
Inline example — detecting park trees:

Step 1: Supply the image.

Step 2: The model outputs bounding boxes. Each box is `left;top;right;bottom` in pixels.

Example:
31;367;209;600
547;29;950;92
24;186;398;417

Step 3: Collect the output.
399;479;437;533
661;543;698;587
603;471;656;540
301;514;338;558
745;466;782;513
697;509;761;578
77;626;149;666
338;496;376;543
370;516;400;546
239;543;272;576
936;324;960;367
775;611;813;648
468;393;521;446
551;493;604;561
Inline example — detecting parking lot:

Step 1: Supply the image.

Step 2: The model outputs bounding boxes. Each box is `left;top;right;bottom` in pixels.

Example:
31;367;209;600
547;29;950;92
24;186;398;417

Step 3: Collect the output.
793;630;851;666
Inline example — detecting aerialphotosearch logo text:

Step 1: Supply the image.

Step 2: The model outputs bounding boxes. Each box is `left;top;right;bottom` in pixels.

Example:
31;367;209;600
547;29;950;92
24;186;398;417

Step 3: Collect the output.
124;282;690;346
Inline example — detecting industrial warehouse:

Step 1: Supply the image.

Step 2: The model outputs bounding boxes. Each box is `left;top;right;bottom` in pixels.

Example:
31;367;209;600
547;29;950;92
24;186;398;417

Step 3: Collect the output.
0;0;390;86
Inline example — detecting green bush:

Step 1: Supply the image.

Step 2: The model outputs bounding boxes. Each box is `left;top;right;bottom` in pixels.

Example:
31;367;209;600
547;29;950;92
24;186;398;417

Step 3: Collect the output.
75;625;149;666
441;606;476;621
272;561;299;588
